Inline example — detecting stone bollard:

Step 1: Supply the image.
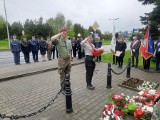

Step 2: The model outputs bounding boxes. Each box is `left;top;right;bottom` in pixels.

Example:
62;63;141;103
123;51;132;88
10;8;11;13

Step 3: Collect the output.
107;63;112;89
126;58;131;78
65;74;73;113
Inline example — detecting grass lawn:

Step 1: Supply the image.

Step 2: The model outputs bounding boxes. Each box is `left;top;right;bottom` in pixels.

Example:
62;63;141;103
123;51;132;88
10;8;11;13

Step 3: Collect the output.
101;50;156;69
102;40;111;45
0;40;10;50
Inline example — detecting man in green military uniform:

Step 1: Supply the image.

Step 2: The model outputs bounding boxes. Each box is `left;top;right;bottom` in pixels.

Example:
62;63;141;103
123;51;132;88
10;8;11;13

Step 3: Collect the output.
51;28;71;93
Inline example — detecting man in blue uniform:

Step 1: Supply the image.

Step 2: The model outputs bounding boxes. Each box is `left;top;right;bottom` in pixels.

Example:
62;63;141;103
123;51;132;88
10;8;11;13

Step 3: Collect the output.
21;36;31;63
10;34;21;65
154;39;160;71
30;35;39;62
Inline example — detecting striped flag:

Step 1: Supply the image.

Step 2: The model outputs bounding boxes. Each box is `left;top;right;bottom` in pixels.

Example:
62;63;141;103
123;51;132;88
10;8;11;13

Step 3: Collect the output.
140;27;154;60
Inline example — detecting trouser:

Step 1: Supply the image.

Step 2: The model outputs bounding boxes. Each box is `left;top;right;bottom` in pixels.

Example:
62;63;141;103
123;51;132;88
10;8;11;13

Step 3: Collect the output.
47;49;52;60
117;56;124;67
32;51;38;62
85;56;96;86
132;52;139;66
143;57;151;69
23;52;30;63
58;56;71;88
156;54;160;70
96;55;101;62
13;52;20;64
72;46;77;57
113;55;117;64
78;48;82;59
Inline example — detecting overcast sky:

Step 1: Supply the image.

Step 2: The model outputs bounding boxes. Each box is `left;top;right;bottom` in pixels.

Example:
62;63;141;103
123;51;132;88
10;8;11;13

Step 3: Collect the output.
0;0;154;33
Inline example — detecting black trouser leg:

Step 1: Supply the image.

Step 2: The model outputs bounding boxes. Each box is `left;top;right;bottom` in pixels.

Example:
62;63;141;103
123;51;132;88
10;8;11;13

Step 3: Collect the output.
85;56;95;86
113;55;115;64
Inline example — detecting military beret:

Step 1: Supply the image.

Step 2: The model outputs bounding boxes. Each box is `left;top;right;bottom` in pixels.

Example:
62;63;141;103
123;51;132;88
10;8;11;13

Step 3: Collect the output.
60;28;68;33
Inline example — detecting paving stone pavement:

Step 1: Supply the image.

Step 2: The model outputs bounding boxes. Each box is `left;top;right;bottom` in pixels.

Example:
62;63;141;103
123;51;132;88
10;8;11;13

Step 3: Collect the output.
0;60;160;120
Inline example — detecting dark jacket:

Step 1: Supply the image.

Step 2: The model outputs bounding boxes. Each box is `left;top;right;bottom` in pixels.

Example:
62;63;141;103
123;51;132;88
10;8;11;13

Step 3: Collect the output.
10;39;21;52
39;41;47;55
21;41;31;52
116;41;127;57
30;39;39;51
155;39;160;55
130;40;141;53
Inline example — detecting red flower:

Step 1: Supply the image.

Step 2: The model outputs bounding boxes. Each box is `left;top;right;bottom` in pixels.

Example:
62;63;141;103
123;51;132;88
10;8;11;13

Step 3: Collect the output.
116;102;121;106
134;109;143;119
114;109;125;117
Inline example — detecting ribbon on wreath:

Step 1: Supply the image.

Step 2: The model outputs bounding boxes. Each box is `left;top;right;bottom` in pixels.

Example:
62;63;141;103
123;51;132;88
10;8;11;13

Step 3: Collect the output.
102;104;122;120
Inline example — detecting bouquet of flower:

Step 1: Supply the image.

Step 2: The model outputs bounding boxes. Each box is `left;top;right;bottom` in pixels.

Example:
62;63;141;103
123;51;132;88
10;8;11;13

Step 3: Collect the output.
138;90;160;106
102;103;125;120
134;106;153;120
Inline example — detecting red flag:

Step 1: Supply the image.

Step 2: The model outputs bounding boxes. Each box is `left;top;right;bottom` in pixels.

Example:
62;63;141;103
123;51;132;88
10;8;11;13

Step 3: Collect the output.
140;27;153;60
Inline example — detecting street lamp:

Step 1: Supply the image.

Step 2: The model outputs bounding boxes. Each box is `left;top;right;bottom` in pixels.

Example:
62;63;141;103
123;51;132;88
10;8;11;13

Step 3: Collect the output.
3;0;10;48
109;18;119;39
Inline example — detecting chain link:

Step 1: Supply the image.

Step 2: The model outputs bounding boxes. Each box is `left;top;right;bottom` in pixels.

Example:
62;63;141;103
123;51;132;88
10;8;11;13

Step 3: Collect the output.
0;88;62;120
111;64;128;75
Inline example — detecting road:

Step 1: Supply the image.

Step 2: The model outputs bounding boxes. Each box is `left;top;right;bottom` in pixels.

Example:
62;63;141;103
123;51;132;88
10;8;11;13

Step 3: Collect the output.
0;43;130;67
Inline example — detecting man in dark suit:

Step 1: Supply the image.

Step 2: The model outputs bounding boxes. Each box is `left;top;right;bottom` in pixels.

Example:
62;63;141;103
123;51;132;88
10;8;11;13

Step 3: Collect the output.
130;36;141;68
21;36;31;63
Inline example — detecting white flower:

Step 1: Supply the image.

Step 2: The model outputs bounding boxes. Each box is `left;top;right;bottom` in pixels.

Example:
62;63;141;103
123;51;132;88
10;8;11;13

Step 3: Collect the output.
138;91;144;96
142;106;153;113
149;89;156;95
104;115;110;120
108;111;111;115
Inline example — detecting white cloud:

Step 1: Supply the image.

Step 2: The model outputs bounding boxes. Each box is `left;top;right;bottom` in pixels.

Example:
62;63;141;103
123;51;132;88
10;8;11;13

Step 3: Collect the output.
0;0;154;33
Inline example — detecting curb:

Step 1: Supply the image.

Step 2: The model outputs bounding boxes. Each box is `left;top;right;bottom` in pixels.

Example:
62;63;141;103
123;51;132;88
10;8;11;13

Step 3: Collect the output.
0;61;84;82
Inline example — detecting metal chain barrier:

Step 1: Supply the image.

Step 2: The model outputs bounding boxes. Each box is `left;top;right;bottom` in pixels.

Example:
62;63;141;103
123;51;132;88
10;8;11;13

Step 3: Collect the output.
111;64;128;75
0;88;62;120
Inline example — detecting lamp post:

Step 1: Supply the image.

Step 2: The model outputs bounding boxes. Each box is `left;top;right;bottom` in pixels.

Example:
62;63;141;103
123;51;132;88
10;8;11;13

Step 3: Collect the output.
109;18;119;39
109;18;119;64
3;0;10;48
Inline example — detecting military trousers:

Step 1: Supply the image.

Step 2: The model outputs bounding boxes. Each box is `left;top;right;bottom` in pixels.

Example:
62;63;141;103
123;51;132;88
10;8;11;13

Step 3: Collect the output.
13;52;20;64
58;56;71;87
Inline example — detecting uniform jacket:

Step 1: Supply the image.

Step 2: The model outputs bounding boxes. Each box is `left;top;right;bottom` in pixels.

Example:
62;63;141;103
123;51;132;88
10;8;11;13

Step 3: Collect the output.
39;40;47;55
21;41;31;52
30;39;39;51
10;39;21;52
155;39;160;55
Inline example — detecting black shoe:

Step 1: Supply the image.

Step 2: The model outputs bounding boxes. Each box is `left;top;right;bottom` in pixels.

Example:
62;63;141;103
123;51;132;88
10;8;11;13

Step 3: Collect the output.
115;63;117;65
87;85;95;90
131;65;134;67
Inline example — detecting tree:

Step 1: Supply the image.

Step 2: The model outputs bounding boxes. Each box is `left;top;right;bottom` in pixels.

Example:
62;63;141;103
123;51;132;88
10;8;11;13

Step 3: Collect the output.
73;23;84;37
66;20;73;30
0;16;7;39
52;13;66;34
24;19;36;39
10;21;23;39
138;0;160;40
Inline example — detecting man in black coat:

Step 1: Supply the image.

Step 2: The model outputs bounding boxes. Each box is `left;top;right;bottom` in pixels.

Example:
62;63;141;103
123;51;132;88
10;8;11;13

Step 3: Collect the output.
21;36;31;63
